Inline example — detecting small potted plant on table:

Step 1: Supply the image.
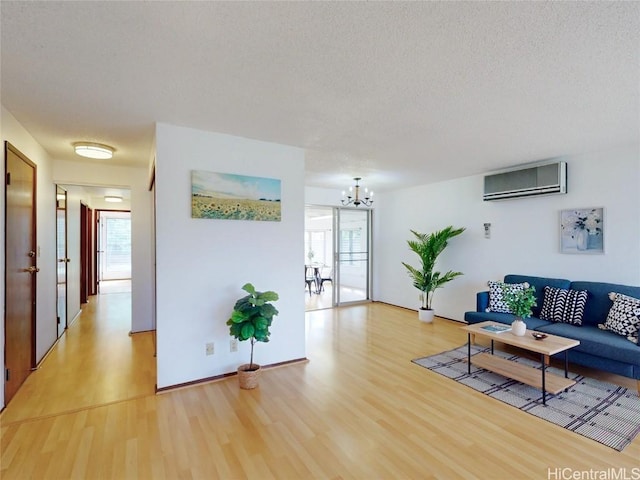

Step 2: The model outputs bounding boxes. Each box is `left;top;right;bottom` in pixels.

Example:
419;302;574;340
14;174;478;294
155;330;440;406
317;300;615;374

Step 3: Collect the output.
502;283;537;336
227;283;279;389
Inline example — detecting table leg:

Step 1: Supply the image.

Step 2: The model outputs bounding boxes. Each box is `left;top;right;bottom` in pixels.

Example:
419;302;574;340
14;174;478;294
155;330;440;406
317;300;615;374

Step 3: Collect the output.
491;339;494;355
467;333;471;374
541;353;547;406
564;350;569;378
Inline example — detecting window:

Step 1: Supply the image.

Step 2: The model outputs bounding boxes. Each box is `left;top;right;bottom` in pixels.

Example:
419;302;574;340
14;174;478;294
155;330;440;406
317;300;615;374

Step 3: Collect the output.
305;230;328;265
340;228;362;266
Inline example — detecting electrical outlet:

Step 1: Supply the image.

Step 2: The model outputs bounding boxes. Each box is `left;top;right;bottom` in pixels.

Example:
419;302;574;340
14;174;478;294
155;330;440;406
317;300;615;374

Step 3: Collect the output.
230;338;238;352
205;342;214;356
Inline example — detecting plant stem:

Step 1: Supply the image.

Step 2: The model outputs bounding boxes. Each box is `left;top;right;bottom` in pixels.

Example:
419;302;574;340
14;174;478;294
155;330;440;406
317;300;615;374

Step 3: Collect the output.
249;338;255;370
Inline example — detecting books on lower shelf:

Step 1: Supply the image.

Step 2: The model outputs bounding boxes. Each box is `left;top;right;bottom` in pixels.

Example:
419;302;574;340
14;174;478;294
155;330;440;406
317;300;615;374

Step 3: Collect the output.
480;324;512;333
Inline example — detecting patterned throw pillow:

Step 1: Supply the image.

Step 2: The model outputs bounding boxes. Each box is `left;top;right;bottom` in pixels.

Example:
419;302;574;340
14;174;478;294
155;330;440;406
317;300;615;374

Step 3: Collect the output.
540;286;566;322
486;281;526;313
539;286;588;325
562;289;588;325
598;292;640;345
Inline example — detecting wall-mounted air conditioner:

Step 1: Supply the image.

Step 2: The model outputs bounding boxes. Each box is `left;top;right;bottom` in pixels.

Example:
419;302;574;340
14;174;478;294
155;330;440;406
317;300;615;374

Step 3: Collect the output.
483;161;567;201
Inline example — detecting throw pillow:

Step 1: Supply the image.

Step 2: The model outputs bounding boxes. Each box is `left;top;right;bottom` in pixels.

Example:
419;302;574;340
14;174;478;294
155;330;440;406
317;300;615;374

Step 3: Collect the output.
561;289;588;325
539;286;588;325
540;286;566;322
598;292;640;345
486;281;526;313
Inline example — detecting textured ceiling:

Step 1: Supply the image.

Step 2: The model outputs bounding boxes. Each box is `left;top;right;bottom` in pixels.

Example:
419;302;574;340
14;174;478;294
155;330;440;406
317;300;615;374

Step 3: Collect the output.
1;1;638;192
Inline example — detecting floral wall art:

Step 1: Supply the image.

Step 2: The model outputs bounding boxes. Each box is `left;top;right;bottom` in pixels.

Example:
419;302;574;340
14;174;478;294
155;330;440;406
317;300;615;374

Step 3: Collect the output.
560;207;604;254
191;170;281;221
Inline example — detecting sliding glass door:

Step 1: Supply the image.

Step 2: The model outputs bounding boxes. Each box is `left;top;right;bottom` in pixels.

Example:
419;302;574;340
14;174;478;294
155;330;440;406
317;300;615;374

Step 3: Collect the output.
304;206;372;309
335;208;371;304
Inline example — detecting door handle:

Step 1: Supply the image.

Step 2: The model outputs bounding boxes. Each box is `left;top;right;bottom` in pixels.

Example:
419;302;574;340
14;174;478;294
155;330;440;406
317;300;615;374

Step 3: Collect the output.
25;266;40;273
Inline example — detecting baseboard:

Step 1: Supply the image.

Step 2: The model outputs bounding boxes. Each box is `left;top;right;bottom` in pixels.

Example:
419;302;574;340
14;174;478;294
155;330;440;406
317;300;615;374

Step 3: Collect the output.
67;309;82;328
373;301;466;323
155;357;309;394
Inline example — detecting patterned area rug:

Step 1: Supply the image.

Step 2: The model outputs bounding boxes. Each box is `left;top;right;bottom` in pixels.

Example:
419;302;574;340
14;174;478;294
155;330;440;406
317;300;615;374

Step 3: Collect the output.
412;345;640;451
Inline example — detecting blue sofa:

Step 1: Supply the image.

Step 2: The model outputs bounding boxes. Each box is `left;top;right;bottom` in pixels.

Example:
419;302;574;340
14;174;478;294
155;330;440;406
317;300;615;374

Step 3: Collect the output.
464;274;640;392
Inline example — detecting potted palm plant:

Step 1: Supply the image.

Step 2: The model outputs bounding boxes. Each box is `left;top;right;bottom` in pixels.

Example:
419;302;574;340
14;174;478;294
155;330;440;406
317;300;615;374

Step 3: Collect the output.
227;283;279;389
402;226;465;322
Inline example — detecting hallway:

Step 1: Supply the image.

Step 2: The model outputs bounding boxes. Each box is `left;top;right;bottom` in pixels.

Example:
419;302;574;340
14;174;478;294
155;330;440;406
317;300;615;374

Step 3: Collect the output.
0;290;155;424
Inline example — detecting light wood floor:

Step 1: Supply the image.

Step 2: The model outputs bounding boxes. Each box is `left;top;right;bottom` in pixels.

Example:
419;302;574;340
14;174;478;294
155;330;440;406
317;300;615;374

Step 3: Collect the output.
1;294;638;479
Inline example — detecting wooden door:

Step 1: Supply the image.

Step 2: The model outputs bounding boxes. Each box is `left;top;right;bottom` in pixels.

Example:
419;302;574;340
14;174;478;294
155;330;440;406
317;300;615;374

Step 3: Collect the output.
80;204;95;303
4;142;37;404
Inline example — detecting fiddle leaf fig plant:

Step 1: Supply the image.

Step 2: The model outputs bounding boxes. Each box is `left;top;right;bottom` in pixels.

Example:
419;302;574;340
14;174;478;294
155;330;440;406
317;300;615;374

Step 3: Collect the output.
227;283;279;370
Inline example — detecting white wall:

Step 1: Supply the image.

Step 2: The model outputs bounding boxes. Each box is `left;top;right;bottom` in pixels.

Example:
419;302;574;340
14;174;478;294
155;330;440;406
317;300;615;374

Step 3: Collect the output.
155;123;305;389
305;186;342;206
53;160;154;333
1;106;58;408
375;145;640;322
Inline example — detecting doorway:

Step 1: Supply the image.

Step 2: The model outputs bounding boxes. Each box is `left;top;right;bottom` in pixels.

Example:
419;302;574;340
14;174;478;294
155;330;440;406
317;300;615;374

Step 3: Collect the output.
97;210;131;294
336;208;371;304
56;185;68;337
4;142;37;405
304;206;372;310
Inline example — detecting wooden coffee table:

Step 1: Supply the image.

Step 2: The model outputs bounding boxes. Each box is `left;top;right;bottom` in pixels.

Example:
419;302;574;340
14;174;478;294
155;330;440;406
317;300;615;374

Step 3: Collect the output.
461;321;580;405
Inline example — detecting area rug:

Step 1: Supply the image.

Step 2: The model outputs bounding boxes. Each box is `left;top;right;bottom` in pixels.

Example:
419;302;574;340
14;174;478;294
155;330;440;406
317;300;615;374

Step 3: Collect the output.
412;345;640;451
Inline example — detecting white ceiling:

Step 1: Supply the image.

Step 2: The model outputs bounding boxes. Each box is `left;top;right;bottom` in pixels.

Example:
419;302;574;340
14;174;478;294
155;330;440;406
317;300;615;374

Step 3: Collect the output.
1;1;638;192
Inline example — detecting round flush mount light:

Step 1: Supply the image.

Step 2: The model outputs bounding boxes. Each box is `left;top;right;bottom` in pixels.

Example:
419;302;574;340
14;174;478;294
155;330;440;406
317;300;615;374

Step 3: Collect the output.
104;196;123;203
73;142;114;160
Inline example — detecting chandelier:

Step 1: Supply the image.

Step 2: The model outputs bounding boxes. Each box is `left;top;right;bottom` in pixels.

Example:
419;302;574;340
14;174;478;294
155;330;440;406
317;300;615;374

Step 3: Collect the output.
341;177;374;207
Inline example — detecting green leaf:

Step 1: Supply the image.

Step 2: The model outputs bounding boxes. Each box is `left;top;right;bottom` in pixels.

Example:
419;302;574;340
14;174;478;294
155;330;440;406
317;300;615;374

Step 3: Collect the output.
230;310;247;323
259;303;279;318
255;317;268;330
240;323;255;340
260;291;279;302
241;283;256;295
228;323;242;338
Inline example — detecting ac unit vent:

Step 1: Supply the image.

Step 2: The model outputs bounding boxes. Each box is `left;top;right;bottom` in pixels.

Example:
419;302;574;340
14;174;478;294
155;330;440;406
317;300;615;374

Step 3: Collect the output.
483;161;567;201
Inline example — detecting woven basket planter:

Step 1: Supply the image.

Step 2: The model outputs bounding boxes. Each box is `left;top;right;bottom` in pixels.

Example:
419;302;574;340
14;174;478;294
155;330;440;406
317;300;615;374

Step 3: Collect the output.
237;364;261;389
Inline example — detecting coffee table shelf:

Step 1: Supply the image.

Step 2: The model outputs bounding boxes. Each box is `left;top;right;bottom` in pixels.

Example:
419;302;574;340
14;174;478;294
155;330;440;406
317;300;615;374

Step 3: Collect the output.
472;352;576;395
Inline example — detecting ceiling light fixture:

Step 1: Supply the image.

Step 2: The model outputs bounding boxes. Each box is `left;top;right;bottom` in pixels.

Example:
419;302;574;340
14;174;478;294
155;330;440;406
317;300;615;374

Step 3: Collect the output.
73;142;114;160
341;177;374;207
104;195;123;203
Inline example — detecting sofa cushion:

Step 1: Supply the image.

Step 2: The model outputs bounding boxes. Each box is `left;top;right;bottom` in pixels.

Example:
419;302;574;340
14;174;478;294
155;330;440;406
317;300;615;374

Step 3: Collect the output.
536;322;640;366
598;292;640;344
504;275;571;317
486;281;527;313
570;281;640;327
464;311;551;330
539;286;587;325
